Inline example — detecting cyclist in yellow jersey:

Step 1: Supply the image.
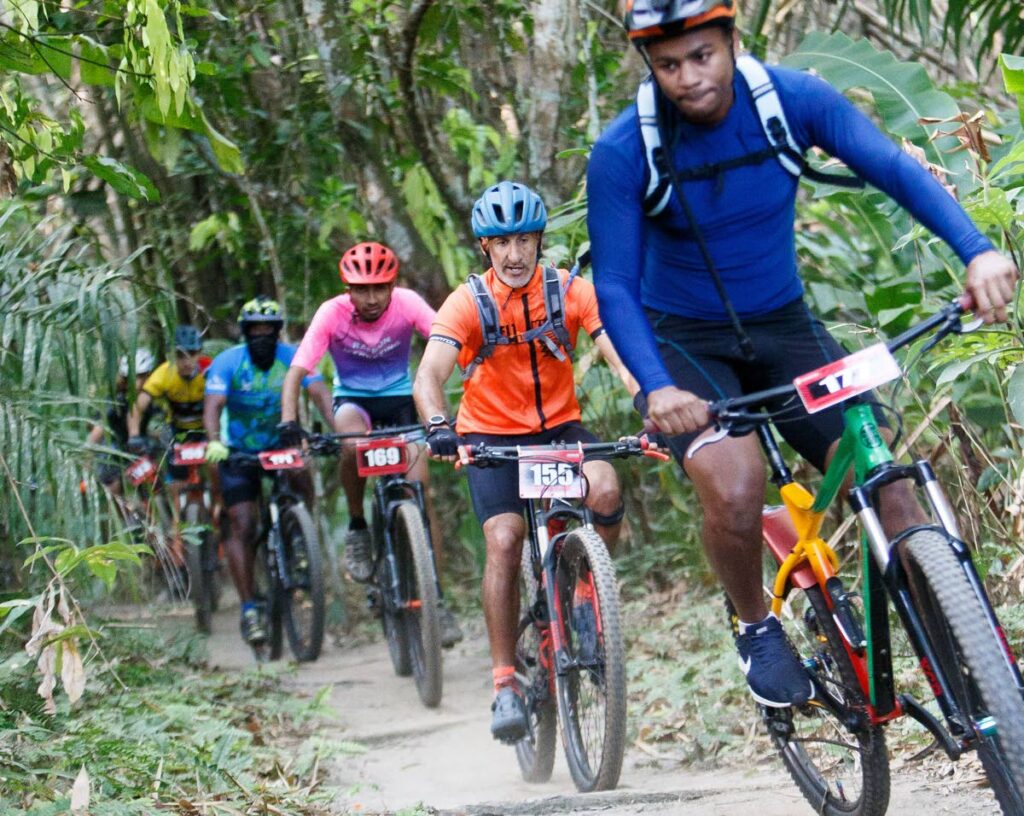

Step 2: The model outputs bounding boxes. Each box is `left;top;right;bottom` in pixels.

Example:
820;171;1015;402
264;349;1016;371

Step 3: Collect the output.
128;325;214;538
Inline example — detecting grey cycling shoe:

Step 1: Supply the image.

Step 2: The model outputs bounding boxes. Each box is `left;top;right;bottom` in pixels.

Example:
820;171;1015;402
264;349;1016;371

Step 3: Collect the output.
439;604;464;648
344;526;374;582
490;686;528;744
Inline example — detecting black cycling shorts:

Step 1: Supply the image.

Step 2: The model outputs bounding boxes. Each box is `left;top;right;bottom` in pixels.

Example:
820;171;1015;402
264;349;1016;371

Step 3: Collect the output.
219;459;262;507
464;421;598;524
639;298;885;474
334;394;418;429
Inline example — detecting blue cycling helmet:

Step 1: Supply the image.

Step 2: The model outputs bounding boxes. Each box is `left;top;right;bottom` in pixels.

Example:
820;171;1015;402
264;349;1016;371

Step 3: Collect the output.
173;325;203;352
470;181;547;238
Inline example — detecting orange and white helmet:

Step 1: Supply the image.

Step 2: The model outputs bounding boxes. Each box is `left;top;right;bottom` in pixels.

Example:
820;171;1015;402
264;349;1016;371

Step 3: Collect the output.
624;0;736;46
339;242;399;285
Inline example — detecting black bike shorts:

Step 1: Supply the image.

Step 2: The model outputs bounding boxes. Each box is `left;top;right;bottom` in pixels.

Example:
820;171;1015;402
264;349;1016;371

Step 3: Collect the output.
639;298;886;474
334;394;417;429
463;421;598;524
219;458;262;507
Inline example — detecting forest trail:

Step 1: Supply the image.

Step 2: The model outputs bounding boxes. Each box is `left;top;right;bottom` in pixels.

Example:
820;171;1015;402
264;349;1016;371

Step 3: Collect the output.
200;602;1001;816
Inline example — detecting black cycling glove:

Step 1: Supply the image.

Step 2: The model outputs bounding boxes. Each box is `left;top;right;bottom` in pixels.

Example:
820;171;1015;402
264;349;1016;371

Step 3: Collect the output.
426;425;459;457
126;435;149;455
276;421;307;448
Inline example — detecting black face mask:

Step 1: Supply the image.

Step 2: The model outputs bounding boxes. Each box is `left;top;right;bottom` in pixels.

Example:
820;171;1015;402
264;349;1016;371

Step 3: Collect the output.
246;334;278;371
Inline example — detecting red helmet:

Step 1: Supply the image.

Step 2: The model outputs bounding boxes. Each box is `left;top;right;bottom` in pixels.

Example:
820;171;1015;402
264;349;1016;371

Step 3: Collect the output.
339;242;399;285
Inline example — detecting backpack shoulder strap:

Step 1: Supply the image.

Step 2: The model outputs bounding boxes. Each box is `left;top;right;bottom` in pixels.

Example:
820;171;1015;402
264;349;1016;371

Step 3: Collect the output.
737;55;865;189
462;274;505;381
637;78;673;217
541;266;573;356
735;55;803;177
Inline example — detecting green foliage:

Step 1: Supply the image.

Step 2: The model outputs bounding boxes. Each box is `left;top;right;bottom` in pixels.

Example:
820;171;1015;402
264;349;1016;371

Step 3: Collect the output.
0;628;343;814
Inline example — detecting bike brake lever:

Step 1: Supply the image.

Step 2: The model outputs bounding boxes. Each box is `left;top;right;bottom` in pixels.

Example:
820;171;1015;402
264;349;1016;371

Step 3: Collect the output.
686;425;730;459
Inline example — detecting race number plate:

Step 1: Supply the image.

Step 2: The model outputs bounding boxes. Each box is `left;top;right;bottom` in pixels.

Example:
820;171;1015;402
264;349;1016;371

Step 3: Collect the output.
126;456;157;486
794;342;901;414
172;441;207;466
356;437;408;477
258;448;306;470
517;447;584;499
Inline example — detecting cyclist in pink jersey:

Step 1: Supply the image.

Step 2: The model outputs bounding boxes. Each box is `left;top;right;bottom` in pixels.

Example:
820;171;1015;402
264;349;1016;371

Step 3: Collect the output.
280;241;463;646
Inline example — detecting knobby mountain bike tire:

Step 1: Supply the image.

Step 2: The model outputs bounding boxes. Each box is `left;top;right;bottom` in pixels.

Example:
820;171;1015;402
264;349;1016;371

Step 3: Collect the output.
554;527;626;792
902;530;1024;814
764;580;890;816
251;531;283;662
183;502;216;635
375;502;413;677
394;501;442;707
280;503;325;662
515;541;557;783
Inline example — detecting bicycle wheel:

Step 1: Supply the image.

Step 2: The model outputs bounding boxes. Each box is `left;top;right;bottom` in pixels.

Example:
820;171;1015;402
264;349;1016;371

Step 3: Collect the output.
394;501;442;707
280;503;325;662
902;530;1024;813
253;533;284;662
375;502;412;677
182;502;216;634
553;527;626;792
764;580;890;816
515;542;557;783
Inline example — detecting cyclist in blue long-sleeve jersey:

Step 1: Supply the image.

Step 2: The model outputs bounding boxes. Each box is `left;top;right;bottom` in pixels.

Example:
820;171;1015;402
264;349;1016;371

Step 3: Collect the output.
588;0;1018;708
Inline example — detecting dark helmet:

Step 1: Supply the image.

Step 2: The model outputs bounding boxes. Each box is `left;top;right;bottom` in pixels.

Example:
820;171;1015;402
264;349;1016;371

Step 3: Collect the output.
237;296;284;326
470;181;547;238
173;325;203;352
624;0;736;46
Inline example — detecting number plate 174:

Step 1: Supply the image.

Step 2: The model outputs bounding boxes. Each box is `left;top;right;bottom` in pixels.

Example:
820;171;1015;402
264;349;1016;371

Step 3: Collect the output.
518;448;584;499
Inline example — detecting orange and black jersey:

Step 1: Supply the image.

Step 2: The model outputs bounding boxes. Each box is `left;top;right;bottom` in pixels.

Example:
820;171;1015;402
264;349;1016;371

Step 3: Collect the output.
429;266;604;436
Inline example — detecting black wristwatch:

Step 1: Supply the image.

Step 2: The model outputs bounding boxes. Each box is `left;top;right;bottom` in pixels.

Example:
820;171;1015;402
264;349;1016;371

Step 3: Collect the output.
426;414;450;429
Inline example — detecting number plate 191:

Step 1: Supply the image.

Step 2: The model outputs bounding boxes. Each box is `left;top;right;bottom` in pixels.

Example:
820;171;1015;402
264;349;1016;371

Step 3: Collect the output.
356;438;408;476
517;447;584;499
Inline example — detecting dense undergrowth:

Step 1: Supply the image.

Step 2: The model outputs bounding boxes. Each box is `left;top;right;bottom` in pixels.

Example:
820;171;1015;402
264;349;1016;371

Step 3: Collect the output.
0;627;355;815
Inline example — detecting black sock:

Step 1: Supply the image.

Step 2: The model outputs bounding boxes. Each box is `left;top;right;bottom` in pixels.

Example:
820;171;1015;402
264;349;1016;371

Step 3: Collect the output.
349;517;367;531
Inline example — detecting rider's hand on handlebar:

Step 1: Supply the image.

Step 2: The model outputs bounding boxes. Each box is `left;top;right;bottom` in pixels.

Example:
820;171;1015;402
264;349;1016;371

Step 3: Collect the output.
126;435;149;456
276;420;307;448
646;386;710;437
426;425;459;460
205;440;229;463
963;250;1019;325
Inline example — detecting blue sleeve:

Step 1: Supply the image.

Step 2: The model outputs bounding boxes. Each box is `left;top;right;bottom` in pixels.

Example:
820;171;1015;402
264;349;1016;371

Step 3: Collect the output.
204;348;239;395
587;130;677;396
278;343;323;387
779;69;993;265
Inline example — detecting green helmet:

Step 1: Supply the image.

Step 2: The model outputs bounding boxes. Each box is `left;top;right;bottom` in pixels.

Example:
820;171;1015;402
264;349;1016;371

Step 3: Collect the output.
237;295;284;325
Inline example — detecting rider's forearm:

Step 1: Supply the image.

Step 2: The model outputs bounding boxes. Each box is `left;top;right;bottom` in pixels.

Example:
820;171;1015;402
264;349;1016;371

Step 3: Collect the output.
203;395;226;441
281;365;306;423
308;380;335;428
413;373;449;425
594;333;641;398
126;391;151;437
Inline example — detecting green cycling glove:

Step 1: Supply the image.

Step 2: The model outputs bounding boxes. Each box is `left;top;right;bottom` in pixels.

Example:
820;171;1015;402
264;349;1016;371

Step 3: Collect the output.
205;440;229;463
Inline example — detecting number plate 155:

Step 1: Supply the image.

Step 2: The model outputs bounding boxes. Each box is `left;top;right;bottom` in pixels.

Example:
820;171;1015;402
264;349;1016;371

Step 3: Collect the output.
518;447;584;499
356;438;408;477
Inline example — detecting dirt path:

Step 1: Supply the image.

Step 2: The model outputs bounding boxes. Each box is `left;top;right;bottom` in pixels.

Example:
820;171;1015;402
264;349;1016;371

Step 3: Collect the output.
203;604;1002;815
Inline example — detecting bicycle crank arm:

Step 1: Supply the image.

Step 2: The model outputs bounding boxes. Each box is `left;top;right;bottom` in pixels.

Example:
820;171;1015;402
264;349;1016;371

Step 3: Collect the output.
898;693;962;759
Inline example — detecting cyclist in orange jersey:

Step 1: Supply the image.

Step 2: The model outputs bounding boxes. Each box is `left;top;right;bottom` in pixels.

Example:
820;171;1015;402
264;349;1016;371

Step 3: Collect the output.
414;180;638;743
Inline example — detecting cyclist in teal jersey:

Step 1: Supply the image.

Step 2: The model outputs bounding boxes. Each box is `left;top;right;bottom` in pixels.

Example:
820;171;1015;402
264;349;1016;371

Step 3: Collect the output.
203;297;334;645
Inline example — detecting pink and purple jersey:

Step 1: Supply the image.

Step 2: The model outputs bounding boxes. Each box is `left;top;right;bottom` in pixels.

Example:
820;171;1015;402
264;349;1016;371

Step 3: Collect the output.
292;287;435;398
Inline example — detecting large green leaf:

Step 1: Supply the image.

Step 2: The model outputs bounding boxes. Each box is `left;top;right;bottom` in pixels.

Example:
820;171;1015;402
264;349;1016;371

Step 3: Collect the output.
1001;54;1024;127
81;155;159;202
783;33;960;169
1007;364;1024;427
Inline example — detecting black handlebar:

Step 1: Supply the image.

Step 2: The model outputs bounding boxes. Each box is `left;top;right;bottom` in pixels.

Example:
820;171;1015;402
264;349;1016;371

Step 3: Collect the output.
706;300;969;428
461;436;668;467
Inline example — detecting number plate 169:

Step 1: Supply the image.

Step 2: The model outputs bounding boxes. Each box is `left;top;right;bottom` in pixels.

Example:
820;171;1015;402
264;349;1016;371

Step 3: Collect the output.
517;448;584;499
356;438;408;476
